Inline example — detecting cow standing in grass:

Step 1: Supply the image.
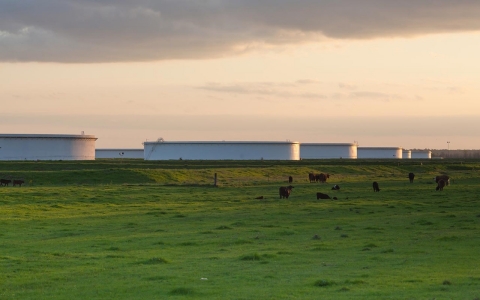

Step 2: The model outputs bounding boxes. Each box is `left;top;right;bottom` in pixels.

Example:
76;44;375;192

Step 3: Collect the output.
373;181;380;192
279;186;294;199
435;175;450;186
317;173;330;183
436;179;446;191
0;179;11;186
408;173;415;183
308;173;316;183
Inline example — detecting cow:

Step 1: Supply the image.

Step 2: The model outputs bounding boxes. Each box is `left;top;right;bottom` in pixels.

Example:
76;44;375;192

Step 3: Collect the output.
279;186;294;199
317;173;330;183
408;172;415;183
316;192;331;200
288;176;293;183
373;181;380;192
0;179;12;186
308;173;316;183
435;175;450;186
13;180;24;187
436;179;446;191
331;184;340;190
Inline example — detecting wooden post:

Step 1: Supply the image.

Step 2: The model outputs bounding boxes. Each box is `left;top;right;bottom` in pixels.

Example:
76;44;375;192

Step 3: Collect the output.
214;173;217;187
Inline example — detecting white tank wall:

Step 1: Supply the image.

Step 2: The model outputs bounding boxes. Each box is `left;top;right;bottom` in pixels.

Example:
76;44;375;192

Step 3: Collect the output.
96;149;144;159
144;141;300;160
411;150;432;159
402;150;412;159
358;147;403;159
0;134;97;160
300;143;357;159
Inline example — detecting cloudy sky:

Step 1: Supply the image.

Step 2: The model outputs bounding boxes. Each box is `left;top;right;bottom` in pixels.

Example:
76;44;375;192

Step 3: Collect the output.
2;0;480;149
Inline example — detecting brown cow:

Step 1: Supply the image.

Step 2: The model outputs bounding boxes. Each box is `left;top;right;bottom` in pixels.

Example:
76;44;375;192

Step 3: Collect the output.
279;186;294;199
308;173;316;183
288;176;293;183
13;180;25;187
373;181;380;192
436;179;446;191
0;179;12;186
317;173;330;183
316;192;331;200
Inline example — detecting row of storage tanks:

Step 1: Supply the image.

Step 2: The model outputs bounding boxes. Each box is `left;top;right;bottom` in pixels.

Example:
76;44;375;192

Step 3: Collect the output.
0;134;432;160
0;134;431;160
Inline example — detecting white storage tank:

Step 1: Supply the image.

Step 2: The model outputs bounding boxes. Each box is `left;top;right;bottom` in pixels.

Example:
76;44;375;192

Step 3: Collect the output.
300;143;357;159
144;141;300;160
402;150;412;159
358;147;403;159
0;134;97;160
96;149;144;159
411;150;432;159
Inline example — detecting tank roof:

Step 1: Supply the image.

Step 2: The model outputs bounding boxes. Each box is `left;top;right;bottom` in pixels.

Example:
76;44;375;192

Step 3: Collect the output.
0;134;97;139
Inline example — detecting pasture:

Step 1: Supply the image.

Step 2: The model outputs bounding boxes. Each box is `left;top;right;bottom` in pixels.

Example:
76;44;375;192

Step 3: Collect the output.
1;159;480;299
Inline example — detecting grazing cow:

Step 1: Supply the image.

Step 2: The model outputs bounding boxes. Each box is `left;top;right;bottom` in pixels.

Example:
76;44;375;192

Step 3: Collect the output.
0;179;12;186
279;186;294;199
435;175;450;186
316;192;331;200
308;173;316;183
373;181;380;192
436;179;446;191
13;180;24;187
331;184;340;190
288;176;293;183
408;173;415;183
317;173;330;183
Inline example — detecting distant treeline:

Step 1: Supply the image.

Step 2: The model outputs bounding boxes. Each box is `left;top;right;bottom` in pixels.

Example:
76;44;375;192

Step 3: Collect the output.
427;149;480;159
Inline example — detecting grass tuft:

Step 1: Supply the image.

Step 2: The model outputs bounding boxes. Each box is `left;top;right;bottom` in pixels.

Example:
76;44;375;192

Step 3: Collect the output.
169;287;195;295
314;279;336;287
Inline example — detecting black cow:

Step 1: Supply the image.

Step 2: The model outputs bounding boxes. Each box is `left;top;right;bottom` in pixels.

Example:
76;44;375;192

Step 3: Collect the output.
373;181;380;192
408;172;415;183
316;192;331;200
308;173;316;183
331;184;340;190
436;179;446;191
279;186;294;199
435;175;450;186
13;180;24;187
0;179;12;186
288;176;293;183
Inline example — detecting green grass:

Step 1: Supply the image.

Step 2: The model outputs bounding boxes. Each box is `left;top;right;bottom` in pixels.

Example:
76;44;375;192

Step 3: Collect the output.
0;159;480;299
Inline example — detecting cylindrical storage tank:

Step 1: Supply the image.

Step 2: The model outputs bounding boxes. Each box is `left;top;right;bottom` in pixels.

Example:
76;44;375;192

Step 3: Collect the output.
144;141;300;160
358;147;403;159
411;150;432;159
96;149;144;159
0;134;97;160
402;150;412;159
300;143;357;159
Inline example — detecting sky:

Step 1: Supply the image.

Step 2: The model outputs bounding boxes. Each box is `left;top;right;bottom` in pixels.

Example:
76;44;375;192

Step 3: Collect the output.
1;0;480;149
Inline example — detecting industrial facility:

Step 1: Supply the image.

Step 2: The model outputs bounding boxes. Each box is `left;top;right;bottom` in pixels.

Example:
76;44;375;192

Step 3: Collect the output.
0;134;97;161
402;150;412;159
0;133;437;161
357;147;403;159
411;150;432;159
96;149;144;159
300;143;357;159
143;141;300;160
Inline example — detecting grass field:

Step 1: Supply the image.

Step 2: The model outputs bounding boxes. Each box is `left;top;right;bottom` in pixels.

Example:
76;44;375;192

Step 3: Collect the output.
1;159;480;299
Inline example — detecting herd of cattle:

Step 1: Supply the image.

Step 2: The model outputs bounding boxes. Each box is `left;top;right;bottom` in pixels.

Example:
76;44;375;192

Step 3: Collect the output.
278;172;451;199
0;178;25;187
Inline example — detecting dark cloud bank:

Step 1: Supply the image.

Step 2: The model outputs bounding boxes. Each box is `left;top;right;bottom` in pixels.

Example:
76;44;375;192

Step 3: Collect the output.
1;0;480;62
